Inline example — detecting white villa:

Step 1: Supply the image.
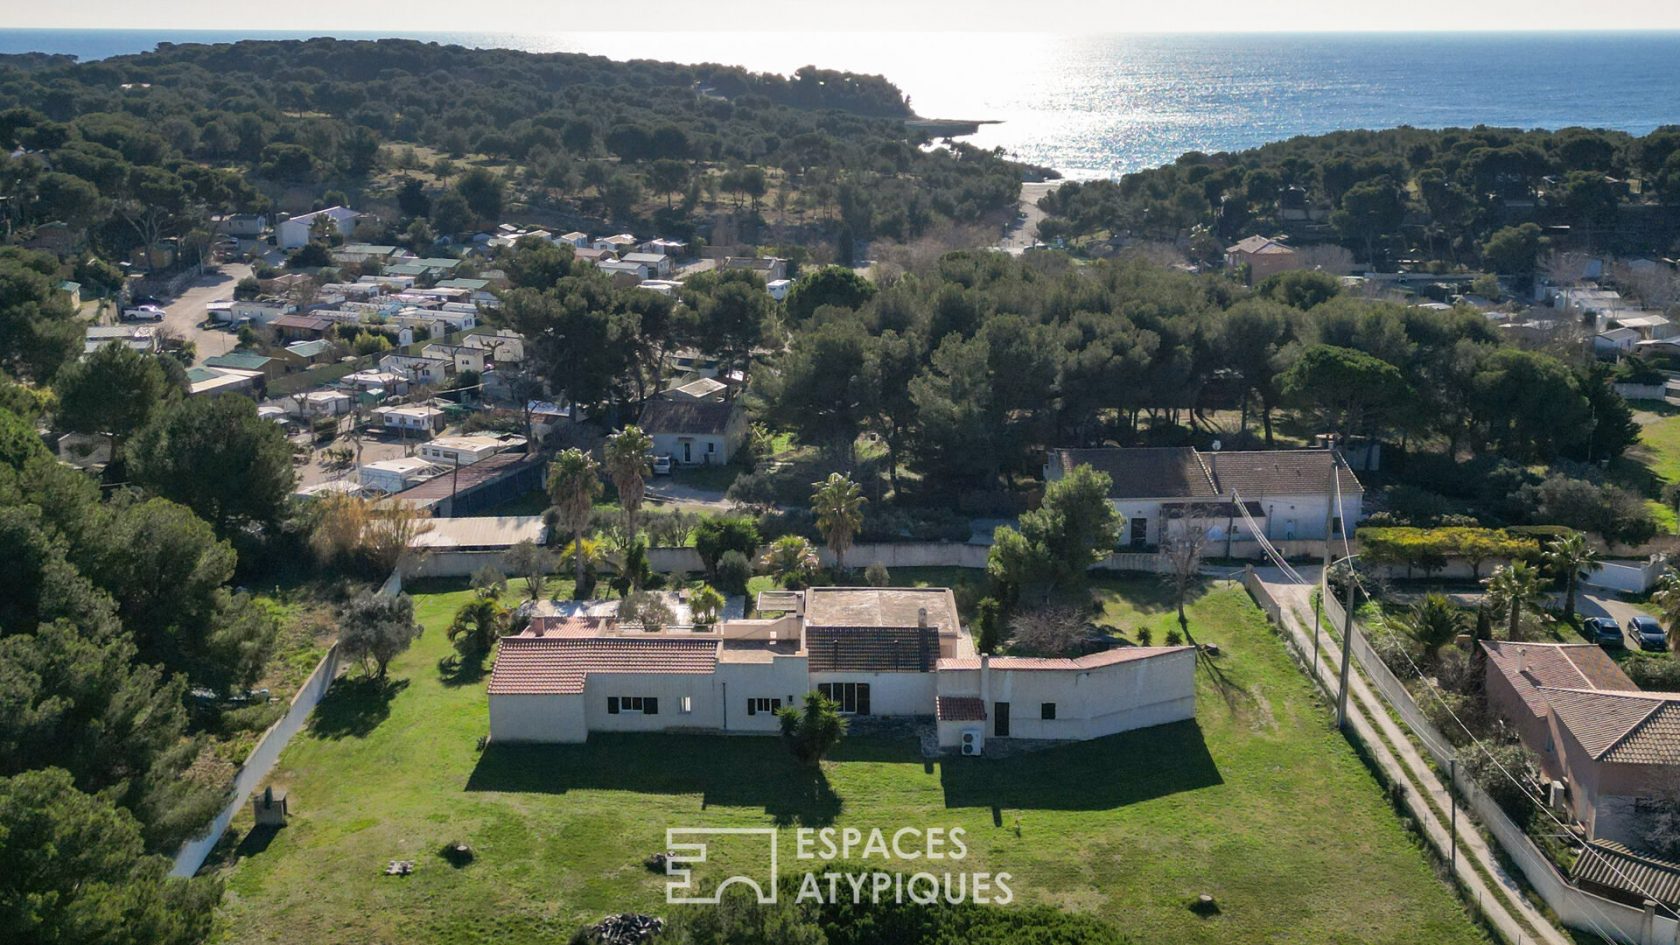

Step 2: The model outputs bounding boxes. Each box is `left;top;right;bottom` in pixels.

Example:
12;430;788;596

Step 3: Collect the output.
488;586;1196;752
1045;446;1363;551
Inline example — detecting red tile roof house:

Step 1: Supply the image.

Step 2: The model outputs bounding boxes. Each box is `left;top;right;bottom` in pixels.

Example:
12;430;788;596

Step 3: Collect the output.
486;587;1197;753
1482;641;1680;846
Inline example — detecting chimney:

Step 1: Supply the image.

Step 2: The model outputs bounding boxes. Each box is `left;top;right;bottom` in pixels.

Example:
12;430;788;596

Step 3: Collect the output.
980;653;991;709
917;607;928;628
532;618;545;638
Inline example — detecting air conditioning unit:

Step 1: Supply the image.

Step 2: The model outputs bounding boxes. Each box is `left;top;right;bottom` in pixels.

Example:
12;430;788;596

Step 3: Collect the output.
960;729;983;756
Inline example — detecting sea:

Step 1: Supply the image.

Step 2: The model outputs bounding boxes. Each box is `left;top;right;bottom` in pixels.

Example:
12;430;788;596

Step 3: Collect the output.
4;29;1680;179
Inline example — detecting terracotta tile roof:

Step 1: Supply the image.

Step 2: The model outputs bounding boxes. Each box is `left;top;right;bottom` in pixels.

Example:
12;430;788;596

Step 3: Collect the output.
1572;840;1680;912
937;646;1192;672
1539;687;1680;764
1050;447;1218;500
1201;449;1363;498
936;696;986;721
1226;235;1295;256
806;626;938;673
488;636;717;695
1482;641;1636;716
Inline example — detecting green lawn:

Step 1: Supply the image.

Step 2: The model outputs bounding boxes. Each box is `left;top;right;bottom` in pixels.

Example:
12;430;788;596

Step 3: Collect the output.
1617;409;1680;532
207;577;1487;945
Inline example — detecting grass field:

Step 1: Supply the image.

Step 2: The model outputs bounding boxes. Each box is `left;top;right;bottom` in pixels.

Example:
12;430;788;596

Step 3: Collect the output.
208;574;1487;945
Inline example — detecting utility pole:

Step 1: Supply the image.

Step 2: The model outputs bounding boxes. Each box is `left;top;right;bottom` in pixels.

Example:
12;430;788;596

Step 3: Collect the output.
1449;758;1458;871
1335;565;1358;732
1314;454;1337;678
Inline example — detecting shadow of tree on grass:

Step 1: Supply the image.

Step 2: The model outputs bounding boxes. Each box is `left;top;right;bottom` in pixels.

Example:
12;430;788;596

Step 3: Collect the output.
308;675;408;739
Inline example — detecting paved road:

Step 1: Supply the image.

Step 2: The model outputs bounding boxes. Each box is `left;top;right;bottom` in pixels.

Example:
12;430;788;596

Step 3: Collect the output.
1576;591;1653;649
159;263;250;365
998;181;1061;255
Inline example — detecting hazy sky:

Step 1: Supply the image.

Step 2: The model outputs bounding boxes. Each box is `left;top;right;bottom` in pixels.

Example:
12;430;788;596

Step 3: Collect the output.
9;1;1680;32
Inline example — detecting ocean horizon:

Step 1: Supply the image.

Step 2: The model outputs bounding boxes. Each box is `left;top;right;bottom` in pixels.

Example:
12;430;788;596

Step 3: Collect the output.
4;28;1679;178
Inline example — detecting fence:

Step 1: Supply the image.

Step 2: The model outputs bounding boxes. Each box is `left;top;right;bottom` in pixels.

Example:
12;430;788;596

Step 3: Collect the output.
1316;574;1679;945
169;643;341;877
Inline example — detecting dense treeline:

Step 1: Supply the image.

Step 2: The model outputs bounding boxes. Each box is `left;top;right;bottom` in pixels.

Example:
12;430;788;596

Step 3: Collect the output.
1039;125;1680;270
0;39;1026;272
741;254;1640;536
0;322;300;938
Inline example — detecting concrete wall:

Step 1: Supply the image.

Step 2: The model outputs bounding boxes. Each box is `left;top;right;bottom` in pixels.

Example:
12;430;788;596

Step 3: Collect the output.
1584;557;1669;594
1613;382;1669;401
716;657;811;733
170;643;341;877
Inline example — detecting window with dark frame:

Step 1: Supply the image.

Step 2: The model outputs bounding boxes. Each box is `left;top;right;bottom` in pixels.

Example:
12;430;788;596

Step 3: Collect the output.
747;697;782;716
1041;702;1056;720
817;682;871;715
610;696;659;715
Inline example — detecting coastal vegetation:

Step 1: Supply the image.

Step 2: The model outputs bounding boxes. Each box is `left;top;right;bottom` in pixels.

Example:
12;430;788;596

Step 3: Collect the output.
1038;125;1680;269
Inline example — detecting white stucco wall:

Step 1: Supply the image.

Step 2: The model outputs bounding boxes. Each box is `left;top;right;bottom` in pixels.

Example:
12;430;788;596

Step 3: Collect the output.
717;657;812;733
808;672;936;717
582;672;724;732
937;649;1196;742
489;693;588;743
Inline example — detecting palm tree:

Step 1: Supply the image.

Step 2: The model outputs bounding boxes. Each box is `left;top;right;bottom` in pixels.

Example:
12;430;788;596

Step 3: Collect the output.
1484;561;1546;641
547;449;601;592
605;426;654;540
1400;593;1466;664
1544;532;1601;622
559;537;608;598
447;591;510;659
761;534;820;588
811;472;865;576
1651;570;1680;651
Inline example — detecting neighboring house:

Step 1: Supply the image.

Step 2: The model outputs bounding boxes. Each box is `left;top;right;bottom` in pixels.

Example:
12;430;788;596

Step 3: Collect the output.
639;396;749;465
1046;447;1362;550
1595;327;1642;356
416;434;526;467
487;585;1197;749
641;238;687;258
558;231;590;248
1224;235;1299;285
332;243;402;266
621;252;672;278
666;376;729;403
421;342;491;375
295;389;352;417
592;233;637;252
461;329;525;364
1481;641;1680;847
359;457;441;495
278;206;360;249
186;366;262;397
373;403;446;433
722;256;788;281
203;350;282;382
433;277;496;303
270;313;335;341
84;324;158;354
228;298;297;325
282;339;337;366
58;280;81;307
379;354;452;387
217;213;267;238
767;278;793;301
572;247;617;264
1610;312;1677;341
382;450;545;516
597;258;651;281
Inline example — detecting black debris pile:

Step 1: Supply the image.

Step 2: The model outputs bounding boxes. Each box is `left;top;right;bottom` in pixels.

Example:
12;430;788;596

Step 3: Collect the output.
588;913;664;944
643;851;673;872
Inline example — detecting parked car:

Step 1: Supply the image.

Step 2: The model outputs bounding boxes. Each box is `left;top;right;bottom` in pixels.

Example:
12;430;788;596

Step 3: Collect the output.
651;454;672;476
122;305;165;322
1625;615;1668;652
1584;616;1624;649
